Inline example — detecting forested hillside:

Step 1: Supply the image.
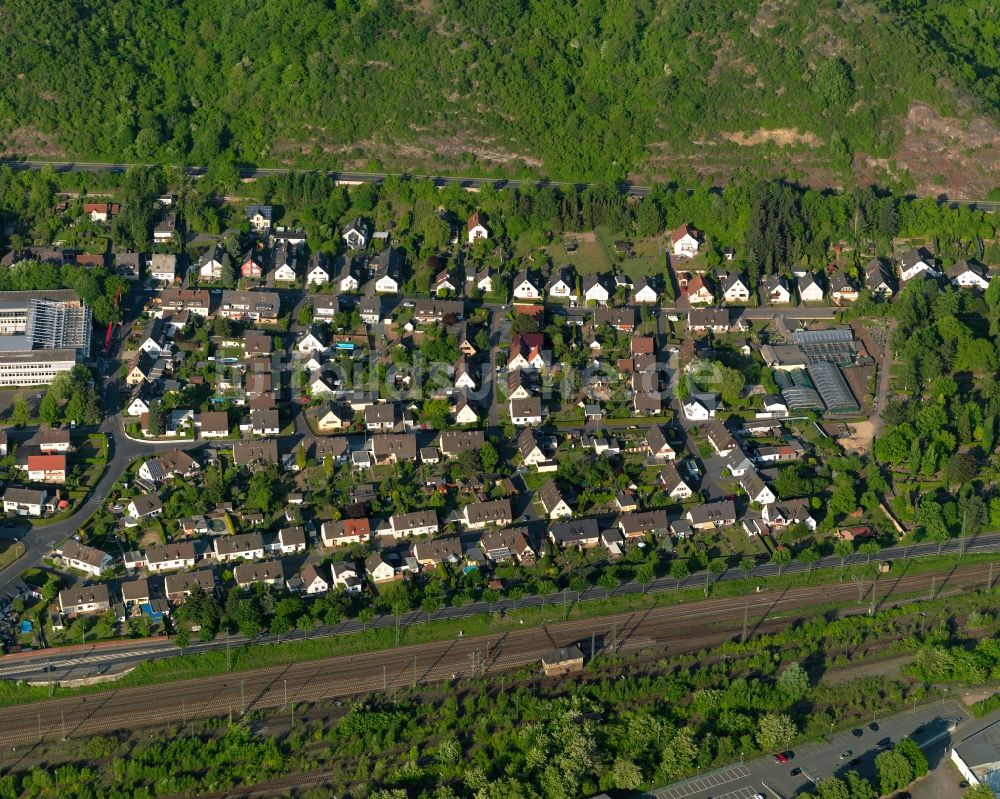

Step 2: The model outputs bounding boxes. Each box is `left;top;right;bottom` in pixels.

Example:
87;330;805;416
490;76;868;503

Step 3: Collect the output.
0;0;996;190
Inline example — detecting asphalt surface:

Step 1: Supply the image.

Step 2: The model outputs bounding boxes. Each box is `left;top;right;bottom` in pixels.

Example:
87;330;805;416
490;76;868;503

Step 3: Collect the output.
645;700;967;799
2;160;999;210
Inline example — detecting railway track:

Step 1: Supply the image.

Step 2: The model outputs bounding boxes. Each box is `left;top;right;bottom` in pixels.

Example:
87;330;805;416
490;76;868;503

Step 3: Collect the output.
0;560;990;749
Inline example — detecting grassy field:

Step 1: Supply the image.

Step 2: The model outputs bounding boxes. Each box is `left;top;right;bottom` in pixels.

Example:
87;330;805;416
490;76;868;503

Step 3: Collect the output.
0;541;25;571
551;233;611;274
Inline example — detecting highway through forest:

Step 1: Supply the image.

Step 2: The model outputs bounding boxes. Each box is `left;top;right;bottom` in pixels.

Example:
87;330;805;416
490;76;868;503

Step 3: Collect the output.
1;159;999;209
0;558;993;747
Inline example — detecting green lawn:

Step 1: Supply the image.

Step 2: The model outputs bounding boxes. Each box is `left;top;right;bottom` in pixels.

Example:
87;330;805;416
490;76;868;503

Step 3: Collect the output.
552;234;611;274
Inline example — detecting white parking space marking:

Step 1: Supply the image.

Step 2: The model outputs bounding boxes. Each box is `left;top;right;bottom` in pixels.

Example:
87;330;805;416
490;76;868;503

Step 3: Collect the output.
655;765;751;798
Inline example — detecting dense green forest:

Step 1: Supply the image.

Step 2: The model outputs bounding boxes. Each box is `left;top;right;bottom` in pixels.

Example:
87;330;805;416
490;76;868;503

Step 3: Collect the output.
0;0;996;182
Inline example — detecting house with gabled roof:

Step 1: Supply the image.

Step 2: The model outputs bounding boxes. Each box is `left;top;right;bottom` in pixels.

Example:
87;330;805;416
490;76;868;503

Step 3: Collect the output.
547;266;576;299
365;552;398;584
658;461;694;500
645;425;676;461
240;250;265;281
370;433;417;464
373;248;403;293
245;205;273;232
687;500;737;530
686;274;714;304
306;253;332;286
235;560;286;590
322;518;372;547
618;509;670;540
633;277;659;304
342;218;370;250
899;247;938;282
583;274;611;305
865;258;894;298
722;273;751;303
688;307;729;333
414;537;464;568
145;541;196;573
389;509;438;538
480;527;535;564
462;499;513;530
549;518;600;549
272;242;299;282
830;271;859;303
671;224;699;258
300;563;331;595
537;479;572;519
948;259;991;290
512;270;542;301
58;540;112;577
763;274;791;304
740;469;775;505
438;430;485;459
467;212;489;244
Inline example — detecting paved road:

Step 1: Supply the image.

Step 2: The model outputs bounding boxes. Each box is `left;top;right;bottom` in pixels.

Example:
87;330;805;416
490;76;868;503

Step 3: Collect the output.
2;536;998;682
0;564;992;745
2;159;999;210
645;701;967;799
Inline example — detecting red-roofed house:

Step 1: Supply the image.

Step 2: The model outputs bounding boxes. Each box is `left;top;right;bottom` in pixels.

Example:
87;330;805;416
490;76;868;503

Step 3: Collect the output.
671;224;699;258
508;333;548;371
467;212;489;244
27;454;67;484
83;202;120;223
687;274;714;304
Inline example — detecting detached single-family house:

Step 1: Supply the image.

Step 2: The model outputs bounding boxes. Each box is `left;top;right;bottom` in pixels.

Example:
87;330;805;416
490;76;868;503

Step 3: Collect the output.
762;499;816;531
149;253;177;283
740;470;775;505
301;563;332;595
250;409;280;436
128;493;163;519
510;397;543;426
3;487;48;516
330;561;362;593
618;509;671;540
763;275;791;304
321;518;372;547
686;274;714;305
306;253;332;285
899;247;938;282
198;245;226;282
272;242;299;282
645;425;676;461
467;212;489;244
342;218;370;250
59;585;111;617
480;527;536;564
948;259;991;290
549;518;600;549
512;270;542;301
373;248;403;293
671;224;699;258
389;510;438;538
462;499;514;530
722;273;751;303
706;420;739;457
26;454;67;484
199;411;230;439
240;251;265;281
658;462;694;500
517;428;548;467
438;430;485;459
538;479;572;519
683;394;717;421
214;532;266;563
830;271;859;303
365;552;398;584
547;267;576;299
583;275;611;305
235;560;286;590
145;542;197;573
687;500;737;530
633;277;658;304
245;205;273;232
687;308;729;333
865;258;894;298
365;403;398;431
58;540;112;577
799;273;824;303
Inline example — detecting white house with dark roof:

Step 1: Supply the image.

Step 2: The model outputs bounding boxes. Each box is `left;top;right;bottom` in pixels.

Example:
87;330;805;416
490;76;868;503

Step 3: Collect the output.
899;247;938;282
342;218;370;250
948;259;991;290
